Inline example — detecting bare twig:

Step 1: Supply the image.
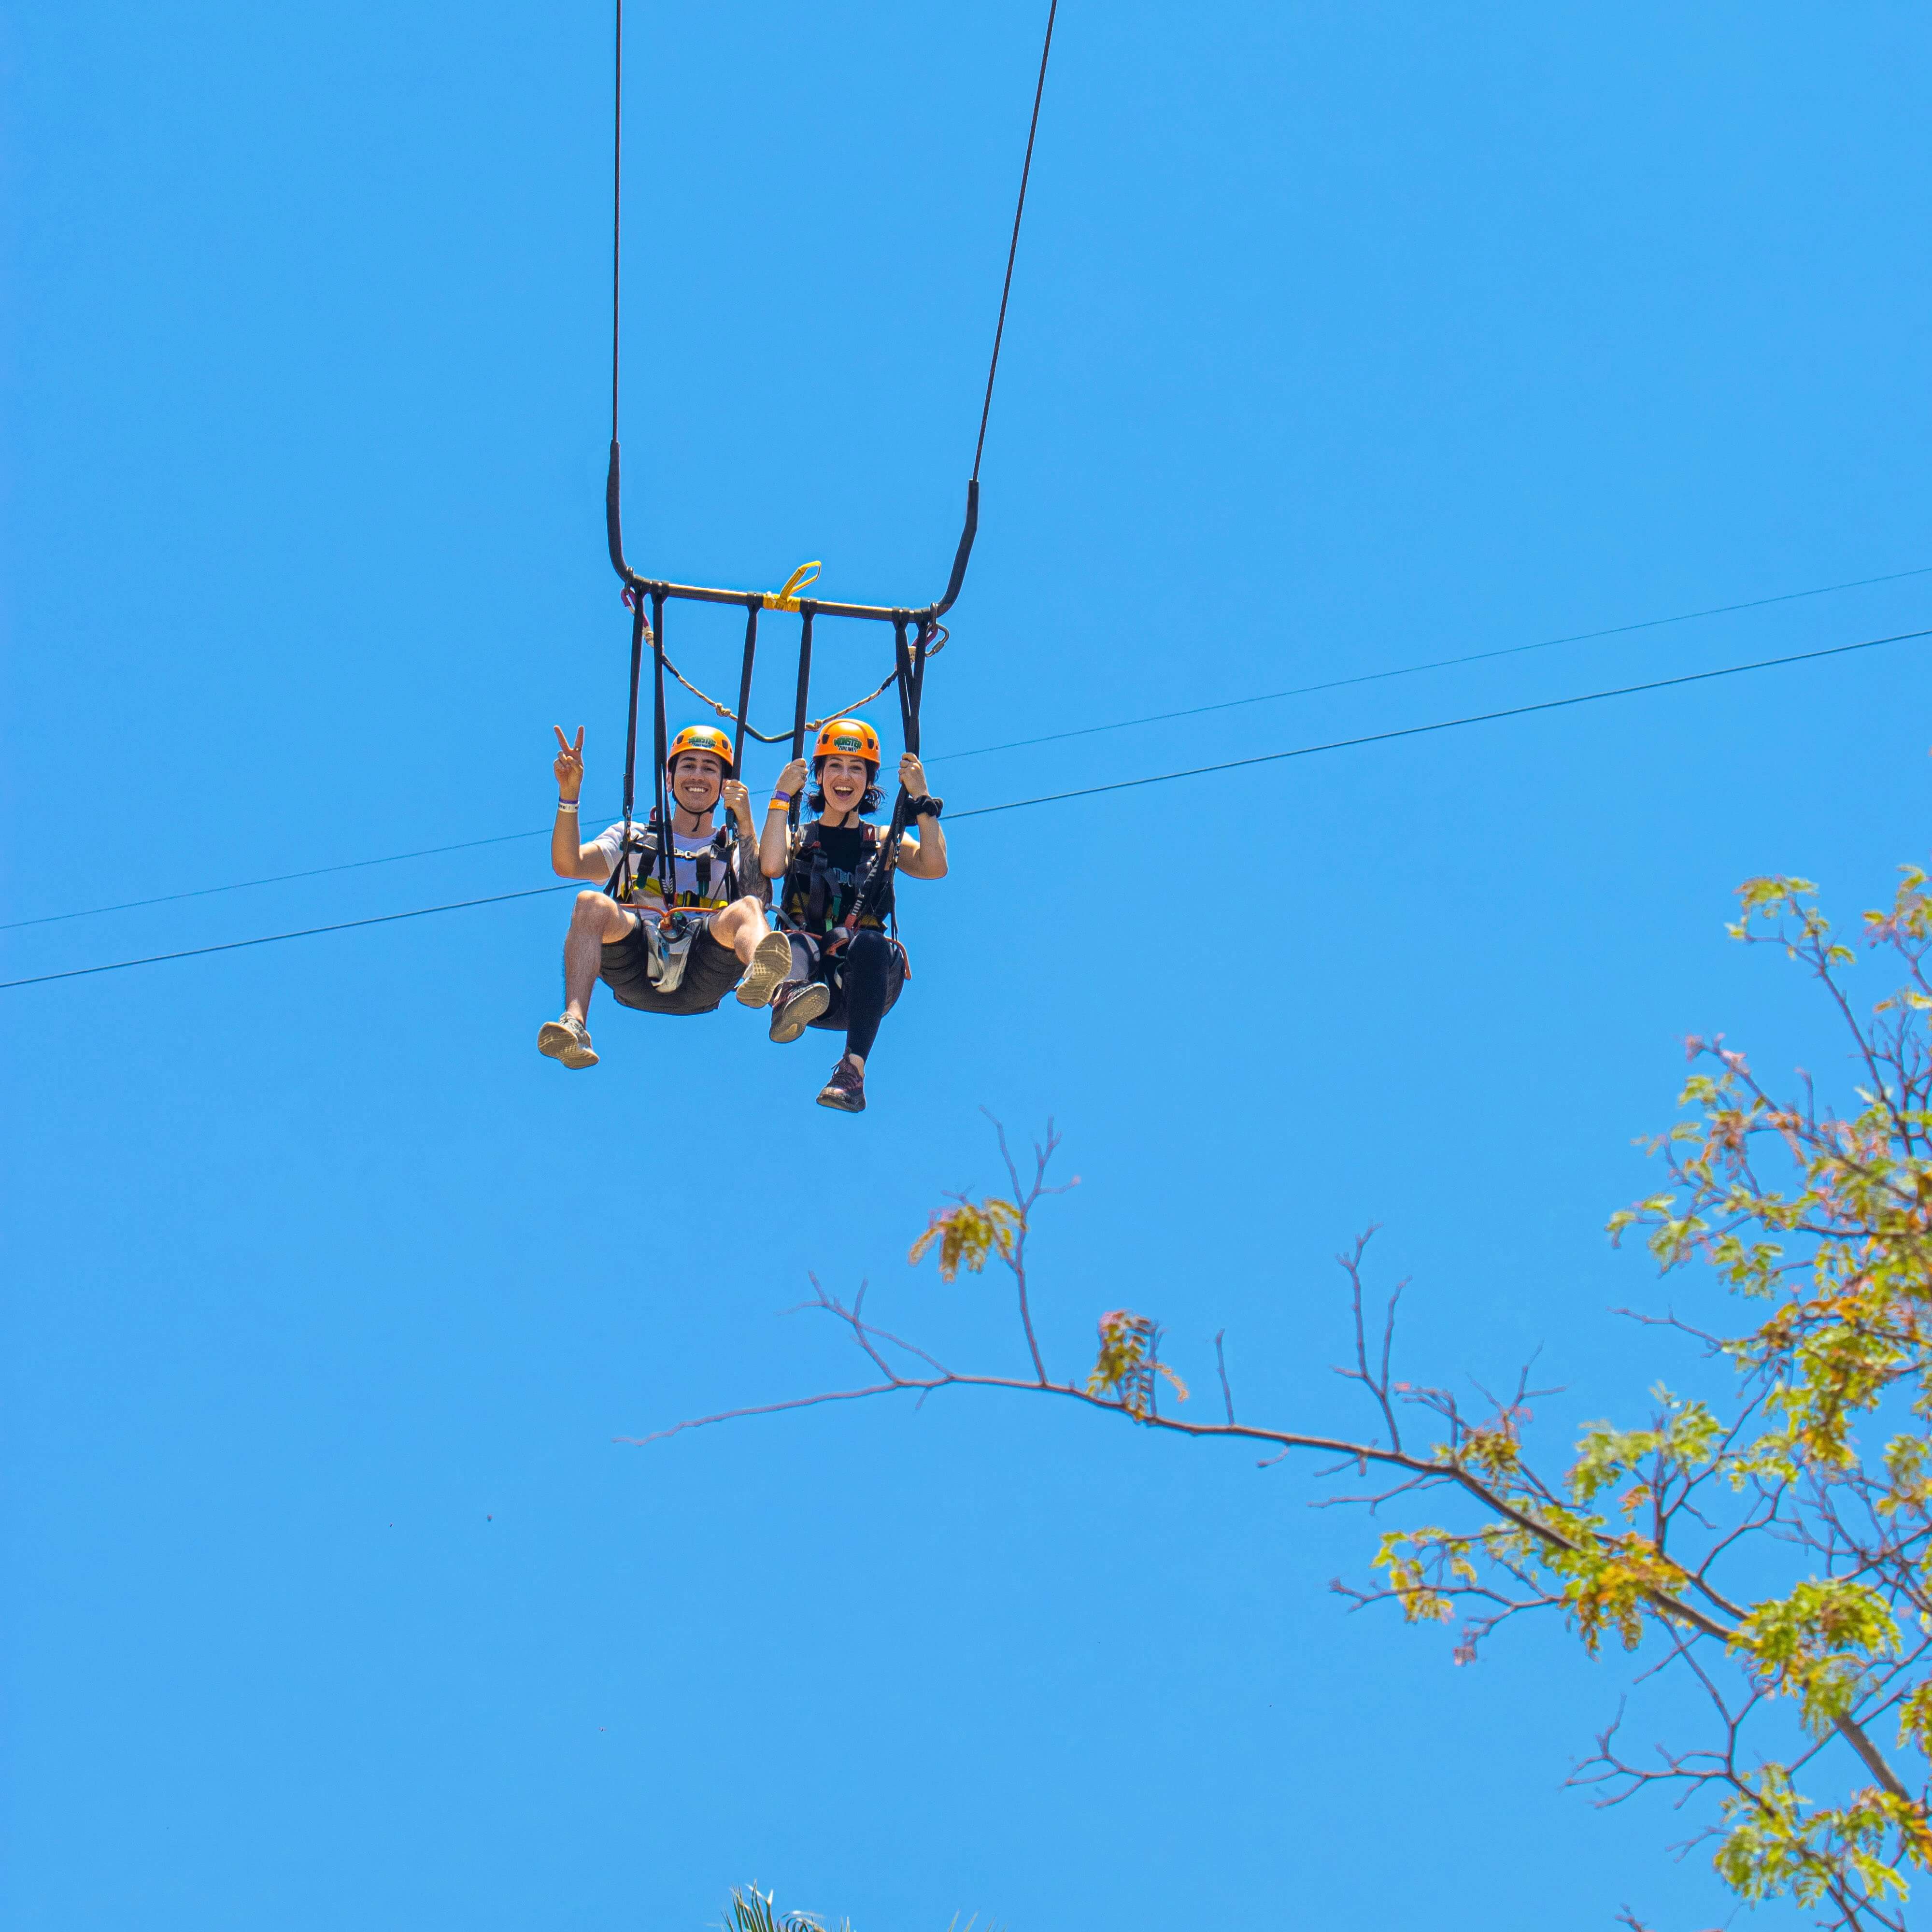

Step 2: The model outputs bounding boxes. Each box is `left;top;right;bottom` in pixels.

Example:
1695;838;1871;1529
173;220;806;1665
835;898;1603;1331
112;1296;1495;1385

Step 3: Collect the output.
1214;1330;1235;1425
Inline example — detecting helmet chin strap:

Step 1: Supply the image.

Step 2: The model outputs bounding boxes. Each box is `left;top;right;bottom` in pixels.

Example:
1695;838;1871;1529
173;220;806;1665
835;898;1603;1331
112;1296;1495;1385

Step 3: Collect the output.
670;785;718;836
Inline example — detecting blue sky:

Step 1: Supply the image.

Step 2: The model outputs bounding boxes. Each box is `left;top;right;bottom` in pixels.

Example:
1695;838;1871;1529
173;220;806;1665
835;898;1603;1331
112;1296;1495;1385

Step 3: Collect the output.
6;3;1932;1926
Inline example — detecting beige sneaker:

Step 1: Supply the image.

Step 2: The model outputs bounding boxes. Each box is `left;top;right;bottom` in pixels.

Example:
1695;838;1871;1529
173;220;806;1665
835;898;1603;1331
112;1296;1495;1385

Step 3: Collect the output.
735;929;795;1008
537;1014;598;1069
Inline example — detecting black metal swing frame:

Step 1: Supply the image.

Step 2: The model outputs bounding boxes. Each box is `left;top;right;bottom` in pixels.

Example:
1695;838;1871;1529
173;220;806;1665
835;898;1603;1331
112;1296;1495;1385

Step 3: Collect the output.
599;0;1054;920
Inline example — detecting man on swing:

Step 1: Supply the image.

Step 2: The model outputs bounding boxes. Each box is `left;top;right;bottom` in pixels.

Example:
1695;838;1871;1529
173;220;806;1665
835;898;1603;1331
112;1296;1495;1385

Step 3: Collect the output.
537;722;794;1069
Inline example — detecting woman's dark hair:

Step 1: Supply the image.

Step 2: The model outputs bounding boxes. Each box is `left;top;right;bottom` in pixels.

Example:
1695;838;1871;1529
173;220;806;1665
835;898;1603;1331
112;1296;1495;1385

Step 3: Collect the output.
810;758;882;816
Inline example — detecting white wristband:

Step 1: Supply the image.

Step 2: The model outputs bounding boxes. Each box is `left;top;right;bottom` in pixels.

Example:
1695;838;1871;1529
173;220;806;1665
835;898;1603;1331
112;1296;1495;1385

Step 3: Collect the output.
557;798;579;812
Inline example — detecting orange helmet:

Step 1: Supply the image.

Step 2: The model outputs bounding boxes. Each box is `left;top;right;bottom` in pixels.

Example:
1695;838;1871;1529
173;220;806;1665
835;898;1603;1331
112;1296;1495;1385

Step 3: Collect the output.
813;717;881;766
667;723;734;773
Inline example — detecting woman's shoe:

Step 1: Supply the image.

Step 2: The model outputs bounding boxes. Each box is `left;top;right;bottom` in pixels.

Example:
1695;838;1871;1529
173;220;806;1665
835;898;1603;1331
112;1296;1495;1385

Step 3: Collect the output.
769;980;831;1044
816;1056;866;1112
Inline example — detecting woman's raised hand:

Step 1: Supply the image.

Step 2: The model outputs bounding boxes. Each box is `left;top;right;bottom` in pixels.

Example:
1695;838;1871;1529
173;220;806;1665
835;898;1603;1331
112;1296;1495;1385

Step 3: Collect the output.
553;725;585;800
900;752;929;796
774;757;809;799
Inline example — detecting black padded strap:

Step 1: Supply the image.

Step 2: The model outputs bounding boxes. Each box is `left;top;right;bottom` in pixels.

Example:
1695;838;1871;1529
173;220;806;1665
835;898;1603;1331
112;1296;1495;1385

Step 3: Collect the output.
729;599;760;827
788;605;815;836
856;614;932;923
649;589;670;880
607;591;653;899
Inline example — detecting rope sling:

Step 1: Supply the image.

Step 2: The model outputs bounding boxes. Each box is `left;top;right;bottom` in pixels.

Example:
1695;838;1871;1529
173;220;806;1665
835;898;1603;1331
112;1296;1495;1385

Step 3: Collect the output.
599;0;1059;923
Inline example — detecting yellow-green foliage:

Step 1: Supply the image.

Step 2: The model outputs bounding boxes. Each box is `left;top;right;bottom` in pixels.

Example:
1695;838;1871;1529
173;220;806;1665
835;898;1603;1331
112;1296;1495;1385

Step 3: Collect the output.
1085;1309;1188;1419
908;1198;1022;1282
1364;868;1932;1927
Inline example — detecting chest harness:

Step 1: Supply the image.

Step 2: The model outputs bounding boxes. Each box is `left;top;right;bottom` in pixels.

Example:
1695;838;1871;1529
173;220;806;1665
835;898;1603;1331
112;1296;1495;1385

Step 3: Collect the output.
606;812;741;918
781;822;895;943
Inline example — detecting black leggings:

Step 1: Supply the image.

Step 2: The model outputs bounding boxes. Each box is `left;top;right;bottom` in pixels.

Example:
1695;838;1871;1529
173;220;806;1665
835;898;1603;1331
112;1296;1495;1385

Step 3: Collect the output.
789;928;905;1062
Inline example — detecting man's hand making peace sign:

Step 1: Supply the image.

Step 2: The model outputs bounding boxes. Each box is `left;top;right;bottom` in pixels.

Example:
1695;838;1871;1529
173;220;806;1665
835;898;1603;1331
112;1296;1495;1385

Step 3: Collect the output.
553;725;584;802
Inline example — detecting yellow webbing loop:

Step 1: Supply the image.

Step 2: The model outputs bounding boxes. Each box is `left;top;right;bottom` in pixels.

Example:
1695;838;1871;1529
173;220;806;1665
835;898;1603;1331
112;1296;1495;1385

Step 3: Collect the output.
763;560;823;612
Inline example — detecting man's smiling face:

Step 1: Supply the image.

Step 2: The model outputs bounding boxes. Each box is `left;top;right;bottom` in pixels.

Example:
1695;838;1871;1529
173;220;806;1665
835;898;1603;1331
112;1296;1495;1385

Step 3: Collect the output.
671;751;725;813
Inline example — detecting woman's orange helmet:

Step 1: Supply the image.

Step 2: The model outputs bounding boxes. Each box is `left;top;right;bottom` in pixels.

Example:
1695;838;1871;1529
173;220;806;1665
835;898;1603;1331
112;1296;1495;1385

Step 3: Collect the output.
813;718;881;765
667;723;735;772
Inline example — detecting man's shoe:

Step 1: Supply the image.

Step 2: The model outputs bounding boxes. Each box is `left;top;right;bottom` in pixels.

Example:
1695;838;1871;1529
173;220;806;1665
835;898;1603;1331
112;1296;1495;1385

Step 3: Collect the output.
769;980;832;1044
537;1015;598;1069
736;929;795;1007
816;1056;866;1113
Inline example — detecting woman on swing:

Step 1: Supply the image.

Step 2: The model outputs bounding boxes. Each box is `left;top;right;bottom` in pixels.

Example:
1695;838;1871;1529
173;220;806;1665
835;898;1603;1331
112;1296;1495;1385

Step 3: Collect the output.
760;718;948;1113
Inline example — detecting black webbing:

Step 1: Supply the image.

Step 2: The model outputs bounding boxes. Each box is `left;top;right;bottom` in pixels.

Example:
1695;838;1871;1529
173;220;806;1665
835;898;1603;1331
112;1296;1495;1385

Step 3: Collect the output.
731;602;760;781
856;614;933;923
607;590;651;899
788;606;816;835
650;590;671;887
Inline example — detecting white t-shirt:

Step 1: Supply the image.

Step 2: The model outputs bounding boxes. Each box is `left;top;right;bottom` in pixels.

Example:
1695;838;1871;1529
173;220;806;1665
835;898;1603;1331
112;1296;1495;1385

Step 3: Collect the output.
592;817;752;915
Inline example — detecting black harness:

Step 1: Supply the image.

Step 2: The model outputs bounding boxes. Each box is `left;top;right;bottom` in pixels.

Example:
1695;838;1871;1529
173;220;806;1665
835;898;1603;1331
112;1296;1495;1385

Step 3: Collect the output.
781;820;895;938
607;810;741;913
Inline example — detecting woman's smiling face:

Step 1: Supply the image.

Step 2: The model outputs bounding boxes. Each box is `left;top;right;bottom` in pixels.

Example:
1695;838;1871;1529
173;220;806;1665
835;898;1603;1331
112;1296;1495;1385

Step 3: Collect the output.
819;753;872;814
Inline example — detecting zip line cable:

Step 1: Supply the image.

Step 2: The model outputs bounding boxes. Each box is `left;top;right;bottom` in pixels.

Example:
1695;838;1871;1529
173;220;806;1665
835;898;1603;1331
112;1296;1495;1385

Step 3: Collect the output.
0;823;613;933
942;559;1932;764
0;886;576;991
5;625;1923;994
943;625;1931;821
9;563;1926;935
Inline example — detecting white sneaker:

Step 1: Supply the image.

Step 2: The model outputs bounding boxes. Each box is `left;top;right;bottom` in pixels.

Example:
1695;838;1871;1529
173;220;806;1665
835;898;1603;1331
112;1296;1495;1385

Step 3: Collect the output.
537;1015;598;1069
735;929;795;1008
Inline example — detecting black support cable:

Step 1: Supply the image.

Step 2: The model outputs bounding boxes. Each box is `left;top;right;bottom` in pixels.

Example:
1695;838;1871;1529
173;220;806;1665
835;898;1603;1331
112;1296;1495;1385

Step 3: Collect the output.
605;0;634;584
600;1;1055;629
7;625;1925;994
936;0;1060;618
974;0;1057;487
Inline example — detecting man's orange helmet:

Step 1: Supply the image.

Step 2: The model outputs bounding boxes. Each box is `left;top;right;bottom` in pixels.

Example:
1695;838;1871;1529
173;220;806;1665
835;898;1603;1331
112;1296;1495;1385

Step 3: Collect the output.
813;718;881;765
667;723;734;772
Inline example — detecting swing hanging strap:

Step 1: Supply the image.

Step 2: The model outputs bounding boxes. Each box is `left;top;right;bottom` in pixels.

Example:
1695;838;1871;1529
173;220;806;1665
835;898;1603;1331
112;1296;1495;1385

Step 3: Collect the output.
787;607;816;835
856;614;933;924
604;588;653;900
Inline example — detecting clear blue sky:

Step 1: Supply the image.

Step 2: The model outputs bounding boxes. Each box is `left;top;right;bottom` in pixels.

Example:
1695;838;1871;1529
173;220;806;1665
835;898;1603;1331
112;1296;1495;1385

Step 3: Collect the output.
5;4;1931;1926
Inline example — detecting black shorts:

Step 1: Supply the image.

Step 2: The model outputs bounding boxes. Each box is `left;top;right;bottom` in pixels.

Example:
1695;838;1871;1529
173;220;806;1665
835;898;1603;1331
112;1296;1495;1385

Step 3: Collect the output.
599;914;743;1017
803;932;907;1033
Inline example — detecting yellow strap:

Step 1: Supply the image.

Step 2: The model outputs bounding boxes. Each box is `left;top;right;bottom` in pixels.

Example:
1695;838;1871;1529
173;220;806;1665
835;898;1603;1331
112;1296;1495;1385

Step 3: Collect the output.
763;560;823;612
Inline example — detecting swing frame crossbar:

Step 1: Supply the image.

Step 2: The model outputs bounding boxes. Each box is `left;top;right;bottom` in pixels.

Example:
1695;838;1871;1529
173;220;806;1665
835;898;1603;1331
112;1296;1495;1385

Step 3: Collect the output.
625;579;946;625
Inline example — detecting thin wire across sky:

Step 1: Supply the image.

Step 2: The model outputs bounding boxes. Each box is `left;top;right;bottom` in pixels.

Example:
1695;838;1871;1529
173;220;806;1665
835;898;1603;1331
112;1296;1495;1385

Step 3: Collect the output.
8;558;1928;937
5;621;1924;993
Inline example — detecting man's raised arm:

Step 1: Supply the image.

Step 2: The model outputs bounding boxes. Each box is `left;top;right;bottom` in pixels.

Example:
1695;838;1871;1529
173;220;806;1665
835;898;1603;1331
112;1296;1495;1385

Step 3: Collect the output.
551;726;618;881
